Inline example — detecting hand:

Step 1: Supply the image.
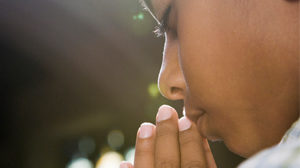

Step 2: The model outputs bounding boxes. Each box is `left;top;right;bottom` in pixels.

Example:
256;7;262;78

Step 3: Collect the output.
120;105;217;168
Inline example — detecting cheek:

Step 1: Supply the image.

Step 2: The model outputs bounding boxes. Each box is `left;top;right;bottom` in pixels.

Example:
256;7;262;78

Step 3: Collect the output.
175;0;299;156
176;0;296;112
177;1;254;111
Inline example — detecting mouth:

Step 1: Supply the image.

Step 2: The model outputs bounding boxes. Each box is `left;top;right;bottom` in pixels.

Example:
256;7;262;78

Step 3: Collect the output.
183;106;206;124
184;106;222;141
183;106;207;136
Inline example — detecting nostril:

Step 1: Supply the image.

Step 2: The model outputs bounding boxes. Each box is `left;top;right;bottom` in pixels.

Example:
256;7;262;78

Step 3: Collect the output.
170;87;184;100
171;87;180;94
168;87;184;100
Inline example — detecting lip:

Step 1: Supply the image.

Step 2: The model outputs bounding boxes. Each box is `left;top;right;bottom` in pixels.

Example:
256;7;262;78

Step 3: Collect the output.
184;106;206;124
195;110;206;129
184;106;210;139
196;113;205;132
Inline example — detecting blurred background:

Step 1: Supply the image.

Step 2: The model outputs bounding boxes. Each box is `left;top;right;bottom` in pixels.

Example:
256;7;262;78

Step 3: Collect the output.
0;0;244;167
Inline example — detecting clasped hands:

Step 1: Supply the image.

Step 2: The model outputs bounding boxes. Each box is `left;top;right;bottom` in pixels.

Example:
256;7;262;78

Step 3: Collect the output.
120;105;217;168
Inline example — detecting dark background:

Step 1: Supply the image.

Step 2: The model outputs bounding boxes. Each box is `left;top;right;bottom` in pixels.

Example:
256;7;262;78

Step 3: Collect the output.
0;0;244;167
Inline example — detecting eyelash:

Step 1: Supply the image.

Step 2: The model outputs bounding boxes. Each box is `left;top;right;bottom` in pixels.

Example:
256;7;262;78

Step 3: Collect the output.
153;6;172;38
154;22;168;37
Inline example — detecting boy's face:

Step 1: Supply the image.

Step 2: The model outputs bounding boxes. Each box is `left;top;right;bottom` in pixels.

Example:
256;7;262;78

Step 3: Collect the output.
144;0;299;157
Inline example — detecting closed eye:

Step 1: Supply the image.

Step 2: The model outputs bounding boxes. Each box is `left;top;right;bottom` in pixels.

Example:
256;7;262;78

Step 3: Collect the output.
153;6;171;37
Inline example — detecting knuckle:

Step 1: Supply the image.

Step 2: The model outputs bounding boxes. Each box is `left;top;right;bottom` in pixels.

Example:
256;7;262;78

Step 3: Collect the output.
179;132;199;146
156;122;177;138
182;161;206;168
156;160;180;168
135;146;153;156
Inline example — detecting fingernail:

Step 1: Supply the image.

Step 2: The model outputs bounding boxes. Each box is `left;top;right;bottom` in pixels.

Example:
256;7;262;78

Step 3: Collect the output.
139;123;154;139
119;161;130;168
178;117;192;131
156;105;173;122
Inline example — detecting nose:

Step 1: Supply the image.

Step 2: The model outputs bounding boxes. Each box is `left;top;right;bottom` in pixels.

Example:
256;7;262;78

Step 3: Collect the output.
158;37;186;100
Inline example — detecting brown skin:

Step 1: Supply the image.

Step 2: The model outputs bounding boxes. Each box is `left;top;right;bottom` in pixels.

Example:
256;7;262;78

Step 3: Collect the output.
160;0;299;157
120;0;299;167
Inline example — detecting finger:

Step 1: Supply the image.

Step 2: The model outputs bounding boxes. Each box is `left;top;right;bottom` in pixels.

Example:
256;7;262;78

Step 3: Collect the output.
202;138;217;168
120;161;134;168
134;122;156;168
178;116;208;168
155;105;180;168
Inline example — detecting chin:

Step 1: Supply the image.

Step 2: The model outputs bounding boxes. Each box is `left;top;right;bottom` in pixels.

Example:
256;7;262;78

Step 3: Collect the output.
222;137;258;158
196;116;254;158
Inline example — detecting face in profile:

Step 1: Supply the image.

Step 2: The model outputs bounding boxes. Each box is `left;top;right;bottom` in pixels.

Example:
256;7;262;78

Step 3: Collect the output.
143;0;299;157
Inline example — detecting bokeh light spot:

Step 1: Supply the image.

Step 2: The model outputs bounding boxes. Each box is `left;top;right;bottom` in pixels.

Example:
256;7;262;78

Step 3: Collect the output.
66;157;93;168
124;147;135;164
137;13;144;20
78;137;96;155
148;83;160;98
96;151;123;168
107;130;124;150
133;13;144;21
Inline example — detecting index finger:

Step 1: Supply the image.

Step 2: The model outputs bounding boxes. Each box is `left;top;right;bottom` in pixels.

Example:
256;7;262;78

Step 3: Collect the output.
155;105;181;168
134;123;156;168
178;116;211;168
